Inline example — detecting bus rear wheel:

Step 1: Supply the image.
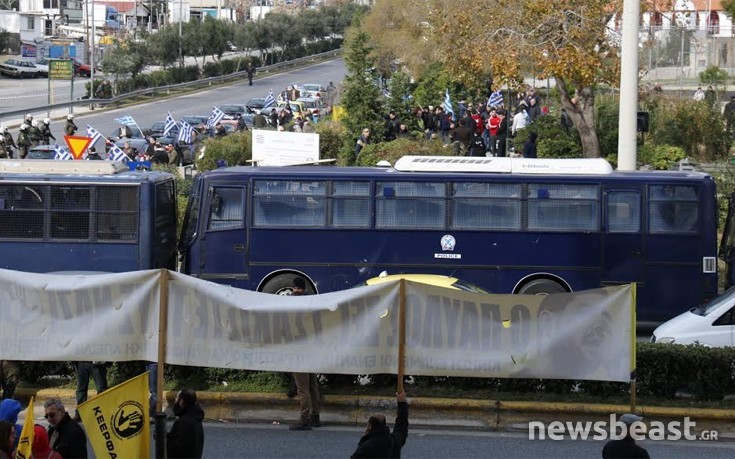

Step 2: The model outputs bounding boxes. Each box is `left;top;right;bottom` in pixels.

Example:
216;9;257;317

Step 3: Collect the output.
517;278;566;295
262;274;313;295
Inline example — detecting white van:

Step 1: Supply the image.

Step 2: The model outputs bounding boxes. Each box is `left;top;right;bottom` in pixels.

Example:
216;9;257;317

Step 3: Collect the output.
651;286;735;347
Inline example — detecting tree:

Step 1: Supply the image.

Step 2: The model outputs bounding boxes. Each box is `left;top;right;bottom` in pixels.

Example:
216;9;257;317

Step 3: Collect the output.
201;16;234;62
386;71;417;131
340;27;385;164
365;0;624;158
147;25;180;67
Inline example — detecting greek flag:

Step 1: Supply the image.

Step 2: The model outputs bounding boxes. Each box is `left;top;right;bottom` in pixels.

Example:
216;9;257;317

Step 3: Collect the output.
86;124;103;146
114;115;137;127
487;91;503;108
263;89;276;109
208;106;226;128
442;89;455;121
178;120;195;144
108;143;129;162
163;112;177;136
54;144;72;160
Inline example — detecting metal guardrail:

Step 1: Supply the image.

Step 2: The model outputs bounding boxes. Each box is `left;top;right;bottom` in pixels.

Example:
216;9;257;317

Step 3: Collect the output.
2;49;342;120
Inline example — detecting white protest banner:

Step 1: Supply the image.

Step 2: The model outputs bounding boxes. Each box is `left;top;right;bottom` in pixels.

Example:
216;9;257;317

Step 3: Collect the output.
0;269;159;361
165;272;401;374
403;282;634;382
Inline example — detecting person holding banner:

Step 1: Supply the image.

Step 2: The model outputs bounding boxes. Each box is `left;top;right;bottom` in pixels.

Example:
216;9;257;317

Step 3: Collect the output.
72;361;108;422
44;399;88;459
350;391;408;459
167;389;204;459
289;277;322;431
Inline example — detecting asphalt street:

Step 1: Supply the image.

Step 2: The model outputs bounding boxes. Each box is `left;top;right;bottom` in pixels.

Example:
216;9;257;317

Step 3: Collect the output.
0;57;347;146
175;422;735;459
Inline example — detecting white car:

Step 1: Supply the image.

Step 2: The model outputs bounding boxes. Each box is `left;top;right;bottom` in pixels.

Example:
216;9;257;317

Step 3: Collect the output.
298;83;326;98
651;286;735;347
34;58;50;77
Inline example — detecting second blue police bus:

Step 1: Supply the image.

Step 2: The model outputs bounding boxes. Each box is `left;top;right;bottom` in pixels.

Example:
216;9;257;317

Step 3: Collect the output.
178;156;732;326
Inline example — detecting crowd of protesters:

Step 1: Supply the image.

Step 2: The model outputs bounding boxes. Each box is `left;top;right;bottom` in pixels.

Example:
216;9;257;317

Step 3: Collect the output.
358;86;556;163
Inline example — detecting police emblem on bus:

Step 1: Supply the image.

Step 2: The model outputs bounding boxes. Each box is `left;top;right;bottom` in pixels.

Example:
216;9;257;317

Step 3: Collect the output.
440;235;456;252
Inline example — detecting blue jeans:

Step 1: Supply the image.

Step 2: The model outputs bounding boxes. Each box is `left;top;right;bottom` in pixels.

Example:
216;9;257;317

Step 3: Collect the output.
75;362;108;406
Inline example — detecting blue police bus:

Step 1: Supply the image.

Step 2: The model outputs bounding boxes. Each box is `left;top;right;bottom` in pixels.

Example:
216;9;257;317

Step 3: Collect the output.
178;156;731;326
0;160;177;272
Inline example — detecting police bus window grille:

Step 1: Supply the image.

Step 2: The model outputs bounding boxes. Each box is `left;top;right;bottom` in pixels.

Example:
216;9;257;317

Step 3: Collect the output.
376;182;445;229
330;181;370;228
49;186;91;240
0;184;45;239
253;180;326;227
451;182;522;230
208;187;244;230
95;186;139;242
648;185;699;234
527;184;599;232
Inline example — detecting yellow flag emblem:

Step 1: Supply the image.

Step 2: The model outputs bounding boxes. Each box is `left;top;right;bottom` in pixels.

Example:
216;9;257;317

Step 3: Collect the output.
15;396;35;459
78;373;150;459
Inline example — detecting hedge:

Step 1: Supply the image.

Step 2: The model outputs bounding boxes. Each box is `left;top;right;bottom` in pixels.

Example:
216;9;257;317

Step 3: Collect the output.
17;343;735;401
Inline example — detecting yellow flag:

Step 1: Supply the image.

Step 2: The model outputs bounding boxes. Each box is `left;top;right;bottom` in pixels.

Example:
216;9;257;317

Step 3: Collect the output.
15;396;35;459
78;373;150;459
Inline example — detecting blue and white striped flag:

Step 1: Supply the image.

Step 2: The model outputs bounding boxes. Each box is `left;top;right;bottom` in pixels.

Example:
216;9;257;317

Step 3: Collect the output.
108;143;129;162
487;90;503;108
114;115;137;127
86;124;103;146
178;120;195;144
263;89;276;109
163;112;177;136
442;89;455;121
54;144;72;160
207;106;226;128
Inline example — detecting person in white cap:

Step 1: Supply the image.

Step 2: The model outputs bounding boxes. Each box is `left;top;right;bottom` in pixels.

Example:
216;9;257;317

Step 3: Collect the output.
1;126;15;157
602;413;650;459
64;114;77;136
40;118;56;145
17;124;30;159
28;119;41;147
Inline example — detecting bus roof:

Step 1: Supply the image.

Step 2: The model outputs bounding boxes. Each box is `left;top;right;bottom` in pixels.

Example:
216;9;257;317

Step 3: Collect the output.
394;156;615;174
0;160;174;183
0;160;129;175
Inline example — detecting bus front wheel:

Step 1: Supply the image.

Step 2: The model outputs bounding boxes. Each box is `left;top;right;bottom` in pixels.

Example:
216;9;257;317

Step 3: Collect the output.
517;278;566;295
262;274;314;295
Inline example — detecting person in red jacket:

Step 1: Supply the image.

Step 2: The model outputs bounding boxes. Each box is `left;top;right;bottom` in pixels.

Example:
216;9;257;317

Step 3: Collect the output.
487;108;500;156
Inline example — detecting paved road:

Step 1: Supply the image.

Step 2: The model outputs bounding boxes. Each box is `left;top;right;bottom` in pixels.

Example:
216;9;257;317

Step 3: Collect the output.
0;57;347;144
178;422;735;459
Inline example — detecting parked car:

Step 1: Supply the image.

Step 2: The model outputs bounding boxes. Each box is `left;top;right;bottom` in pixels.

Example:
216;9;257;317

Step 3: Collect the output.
182;115;210;133
0;59;43;78
246;98;267;114
220;104;248;119
26;145;59;159
298;83;326;98
107;127;149;154
651;286;735;347
145;121;167;139
296;97;324;120
34;58;50;77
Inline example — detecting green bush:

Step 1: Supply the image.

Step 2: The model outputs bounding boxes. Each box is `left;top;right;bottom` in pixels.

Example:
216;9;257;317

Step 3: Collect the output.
169;65;200;83
637;143;687;170
202;62;223;78
196;132;252;172
354;137;448;166
14;343;735;400
511;115;582;158
147;69;174;88
314;120;345;162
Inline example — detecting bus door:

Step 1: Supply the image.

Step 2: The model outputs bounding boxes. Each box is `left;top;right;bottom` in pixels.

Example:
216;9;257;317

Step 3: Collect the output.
719;191;735;288
201;185;248;282
602;188;644;285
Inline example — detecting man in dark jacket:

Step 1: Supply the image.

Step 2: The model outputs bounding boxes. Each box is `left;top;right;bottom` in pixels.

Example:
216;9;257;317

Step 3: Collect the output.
602;413;650;459
350;391;408;459
44;398;88;458
167;389;205;459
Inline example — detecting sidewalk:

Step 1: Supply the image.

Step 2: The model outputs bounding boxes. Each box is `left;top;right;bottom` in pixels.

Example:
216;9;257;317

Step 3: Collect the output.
15;388;735;439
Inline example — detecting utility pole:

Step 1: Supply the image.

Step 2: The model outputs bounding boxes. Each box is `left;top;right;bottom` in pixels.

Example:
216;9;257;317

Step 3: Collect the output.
617;0;640;171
